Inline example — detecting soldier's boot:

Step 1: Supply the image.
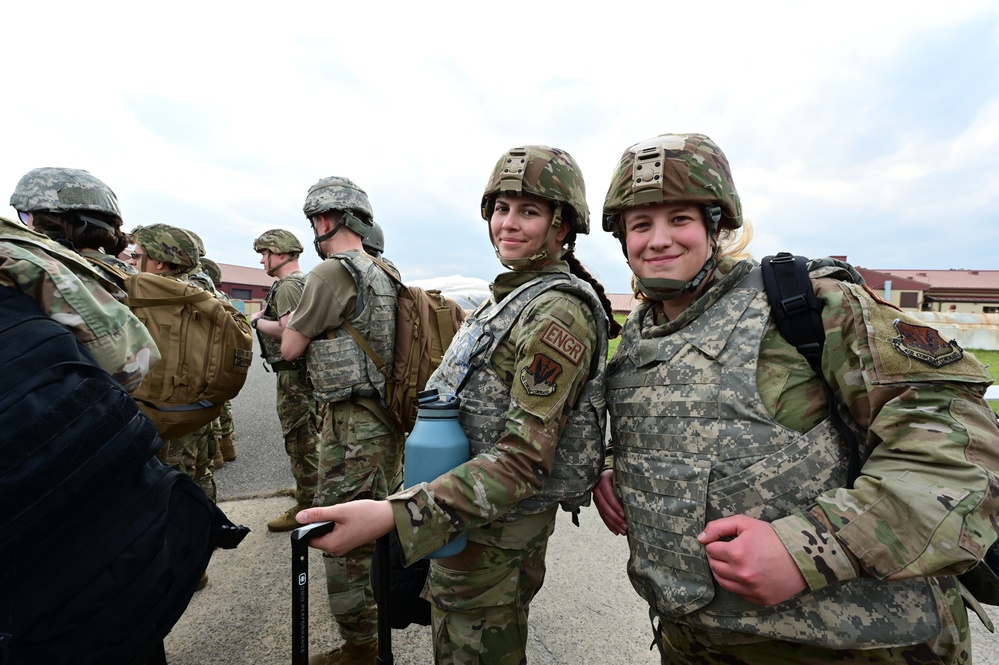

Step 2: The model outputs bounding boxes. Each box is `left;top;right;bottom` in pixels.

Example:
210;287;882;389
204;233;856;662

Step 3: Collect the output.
308;639;377;665
219;434;237;461
267;502;313;533
213;447;225;468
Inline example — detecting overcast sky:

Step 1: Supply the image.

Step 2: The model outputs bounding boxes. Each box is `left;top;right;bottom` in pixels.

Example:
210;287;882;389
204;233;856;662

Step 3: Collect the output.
4;1;998;294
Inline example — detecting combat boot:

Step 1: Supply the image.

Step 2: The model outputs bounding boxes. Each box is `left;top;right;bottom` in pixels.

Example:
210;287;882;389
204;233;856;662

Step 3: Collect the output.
219;434;237;461
308;639;377;665
213;447;224;468
267;502;313;532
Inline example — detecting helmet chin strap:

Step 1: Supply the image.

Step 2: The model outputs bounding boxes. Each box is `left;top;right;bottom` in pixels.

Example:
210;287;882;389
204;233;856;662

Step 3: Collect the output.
313;219;344;260
492;203;566;271
264;253;294;277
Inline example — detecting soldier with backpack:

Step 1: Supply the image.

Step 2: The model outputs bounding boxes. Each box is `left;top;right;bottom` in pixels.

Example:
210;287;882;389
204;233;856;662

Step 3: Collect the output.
6;167;158;391
280;177;403;665
130;224;221;504
249;229;322;532
296;146;620;665
590;133;999;664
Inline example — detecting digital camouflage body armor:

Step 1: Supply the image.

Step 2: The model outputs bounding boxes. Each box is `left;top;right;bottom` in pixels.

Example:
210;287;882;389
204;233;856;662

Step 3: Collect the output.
428;272;608;519
606;262;941;649
306;252;397;403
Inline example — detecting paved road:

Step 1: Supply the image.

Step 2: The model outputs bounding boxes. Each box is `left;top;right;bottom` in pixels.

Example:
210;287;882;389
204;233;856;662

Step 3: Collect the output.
180;342;999;664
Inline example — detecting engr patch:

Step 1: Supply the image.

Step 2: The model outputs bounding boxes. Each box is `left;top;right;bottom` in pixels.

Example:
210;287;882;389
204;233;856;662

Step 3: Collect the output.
891;319;964;367
541;320;586;365
520;353;562;396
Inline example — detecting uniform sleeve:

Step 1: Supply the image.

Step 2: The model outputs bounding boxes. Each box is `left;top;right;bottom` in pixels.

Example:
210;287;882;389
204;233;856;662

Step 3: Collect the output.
286;260;355;338
771;280;999;590
0;249;160;393
272;277;305;318
391;290;598;562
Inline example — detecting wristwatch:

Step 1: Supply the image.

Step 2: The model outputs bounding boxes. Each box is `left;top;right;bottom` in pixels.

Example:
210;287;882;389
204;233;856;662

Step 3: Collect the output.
251;318;259;329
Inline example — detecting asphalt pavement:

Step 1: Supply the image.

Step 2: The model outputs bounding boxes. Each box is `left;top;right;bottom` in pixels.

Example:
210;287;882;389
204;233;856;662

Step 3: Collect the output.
164;340;999;664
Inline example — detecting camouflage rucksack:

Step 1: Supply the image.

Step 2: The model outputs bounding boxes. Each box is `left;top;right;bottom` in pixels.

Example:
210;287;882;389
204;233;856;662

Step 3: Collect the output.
125;273;253;439
340;257;466;435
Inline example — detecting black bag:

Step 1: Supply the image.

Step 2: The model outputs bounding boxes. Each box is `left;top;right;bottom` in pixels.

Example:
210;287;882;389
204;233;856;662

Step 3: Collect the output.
0;285;249;665
370;530;432;629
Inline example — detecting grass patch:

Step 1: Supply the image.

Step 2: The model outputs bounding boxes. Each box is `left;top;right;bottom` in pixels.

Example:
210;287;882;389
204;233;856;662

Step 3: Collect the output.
608;314;627;359
969;349;999;415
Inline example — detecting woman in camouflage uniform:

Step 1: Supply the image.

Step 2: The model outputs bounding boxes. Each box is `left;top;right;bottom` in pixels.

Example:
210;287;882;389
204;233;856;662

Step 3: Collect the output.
298;145;620;665
591;133;999;665
5;167;157;391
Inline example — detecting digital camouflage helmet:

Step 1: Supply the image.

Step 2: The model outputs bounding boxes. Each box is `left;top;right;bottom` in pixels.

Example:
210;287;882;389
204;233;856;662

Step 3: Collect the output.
481;145;589;270
131;223;200;275
10;167;123;233
254;229;304;276
602;133;743;300
302;176;373;258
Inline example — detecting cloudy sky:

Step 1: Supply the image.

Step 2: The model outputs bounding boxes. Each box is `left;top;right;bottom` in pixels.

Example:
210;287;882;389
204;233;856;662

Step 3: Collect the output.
4;1;998;294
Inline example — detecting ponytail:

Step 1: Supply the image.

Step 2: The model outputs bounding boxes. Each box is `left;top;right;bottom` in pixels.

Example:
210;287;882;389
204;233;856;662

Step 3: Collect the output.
564;251;622;339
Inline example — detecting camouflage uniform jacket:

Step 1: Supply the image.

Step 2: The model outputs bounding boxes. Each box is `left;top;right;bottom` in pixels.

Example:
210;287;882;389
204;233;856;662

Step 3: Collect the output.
259;270;306;366
390;262;603;562
79;249;137;288
300;252;397;403
428;270;608;518
606;256;999;649
0;216;159;392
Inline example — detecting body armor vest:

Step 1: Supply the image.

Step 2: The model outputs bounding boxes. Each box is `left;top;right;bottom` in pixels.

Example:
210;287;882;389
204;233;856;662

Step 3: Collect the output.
428;271;608;519
307;252;396;403
259;271;306;366
606;263;940;649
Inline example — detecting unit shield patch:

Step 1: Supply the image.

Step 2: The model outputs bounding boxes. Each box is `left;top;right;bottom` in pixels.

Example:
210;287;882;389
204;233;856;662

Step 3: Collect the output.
891;319;964;367
520;353;562;396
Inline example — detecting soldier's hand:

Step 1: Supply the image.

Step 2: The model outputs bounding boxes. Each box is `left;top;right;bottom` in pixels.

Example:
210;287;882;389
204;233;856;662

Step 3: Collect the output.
296;500;395;556
592;470;628;536
697;515;807;606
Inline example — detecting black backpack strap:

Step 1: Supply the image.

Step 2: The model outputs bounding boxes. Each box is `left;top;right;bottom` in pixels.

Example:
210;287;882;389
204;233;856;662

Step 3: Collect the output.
761;252;862;488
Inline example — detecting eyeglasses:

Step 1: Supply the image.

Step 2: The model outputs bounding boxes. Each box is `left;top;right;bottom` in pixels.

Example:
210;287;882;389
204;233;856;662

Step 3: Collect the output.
17;211;31;226
130;252;144;260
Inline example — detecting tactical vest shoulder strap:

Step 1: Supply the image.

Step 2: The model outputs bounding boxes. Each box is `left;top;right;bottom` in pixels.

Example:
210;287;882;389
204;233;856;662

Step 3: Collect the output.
761;252;861;487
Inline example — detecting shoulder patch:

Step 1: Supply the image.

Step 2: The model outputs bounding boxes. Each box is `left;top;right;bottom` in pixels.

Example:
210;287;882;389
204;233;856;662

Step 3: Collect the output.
541;320;586;365
892;319;964;367
520;353;562;396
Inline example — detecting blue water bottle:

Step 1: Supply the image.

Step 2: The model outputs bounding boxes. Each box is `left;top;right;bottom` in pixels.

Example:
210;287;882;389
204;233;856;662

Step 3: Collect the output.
403;389;469;558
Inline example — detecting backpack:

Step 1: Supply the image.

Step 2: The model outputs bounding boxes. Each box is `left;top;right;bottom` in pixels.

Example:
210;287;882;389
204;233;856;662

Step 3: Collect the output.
125;272;254;440
341;257;466;435
761;252;999;606
0;285;249;665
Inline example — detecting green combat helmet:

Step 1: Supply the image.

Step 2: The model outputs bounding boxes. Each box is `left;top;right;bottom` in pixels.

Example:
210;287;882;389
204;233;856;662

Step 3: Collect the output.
131;223;200;275
254;228;304;276
481;145;589;270
10;167;123;233
362;221;385;257
302;176;373;258
201;257;222;285
253;229;304;256
601;133;742;300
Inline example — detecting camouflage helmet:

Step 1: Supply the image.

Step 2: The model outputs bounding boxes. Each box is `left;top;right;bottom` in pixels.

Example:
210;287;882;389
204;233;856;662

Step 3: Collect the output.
10;167;123;220
254;229;304;255
302;176;373;239
481;145;590;234
131;223;200;272
200;257;222;284
601;133;742;236
362;221;385;255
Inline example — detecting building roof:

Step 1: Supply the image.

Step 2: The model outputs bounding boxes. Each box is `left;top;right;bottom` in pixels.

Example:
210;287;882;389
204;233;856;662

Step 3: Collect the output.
875;269;999;291
608;293;639;313
854;267;929;291
218;262;276;288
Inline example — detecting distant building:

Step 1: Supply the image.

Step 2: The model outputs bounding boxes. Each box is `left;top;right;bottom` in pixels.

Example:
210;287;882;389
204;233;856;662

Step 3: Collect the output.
606;259;999;315
215;263;275;301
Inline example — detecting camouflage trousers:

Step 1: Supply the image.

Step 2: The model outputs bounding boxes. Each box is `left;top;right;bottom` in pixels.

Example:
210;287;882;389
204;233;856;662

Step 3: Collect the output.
317;399;402;645
159;422;216;502
424;509;558;665
213;400;234;438
655;576;970;665
276;369;322;505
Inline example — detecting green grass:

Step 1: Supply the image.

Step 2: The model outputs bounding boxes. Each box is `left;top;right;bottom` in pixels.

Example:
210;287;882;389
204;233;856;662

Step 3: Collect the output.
608;314;627;359
969;349;999;415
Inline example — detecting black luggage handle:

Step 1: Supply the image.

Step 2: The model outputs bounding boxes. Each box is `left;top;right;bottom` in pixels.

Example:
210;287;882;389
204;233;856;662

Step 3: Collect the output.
291;521;335;665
